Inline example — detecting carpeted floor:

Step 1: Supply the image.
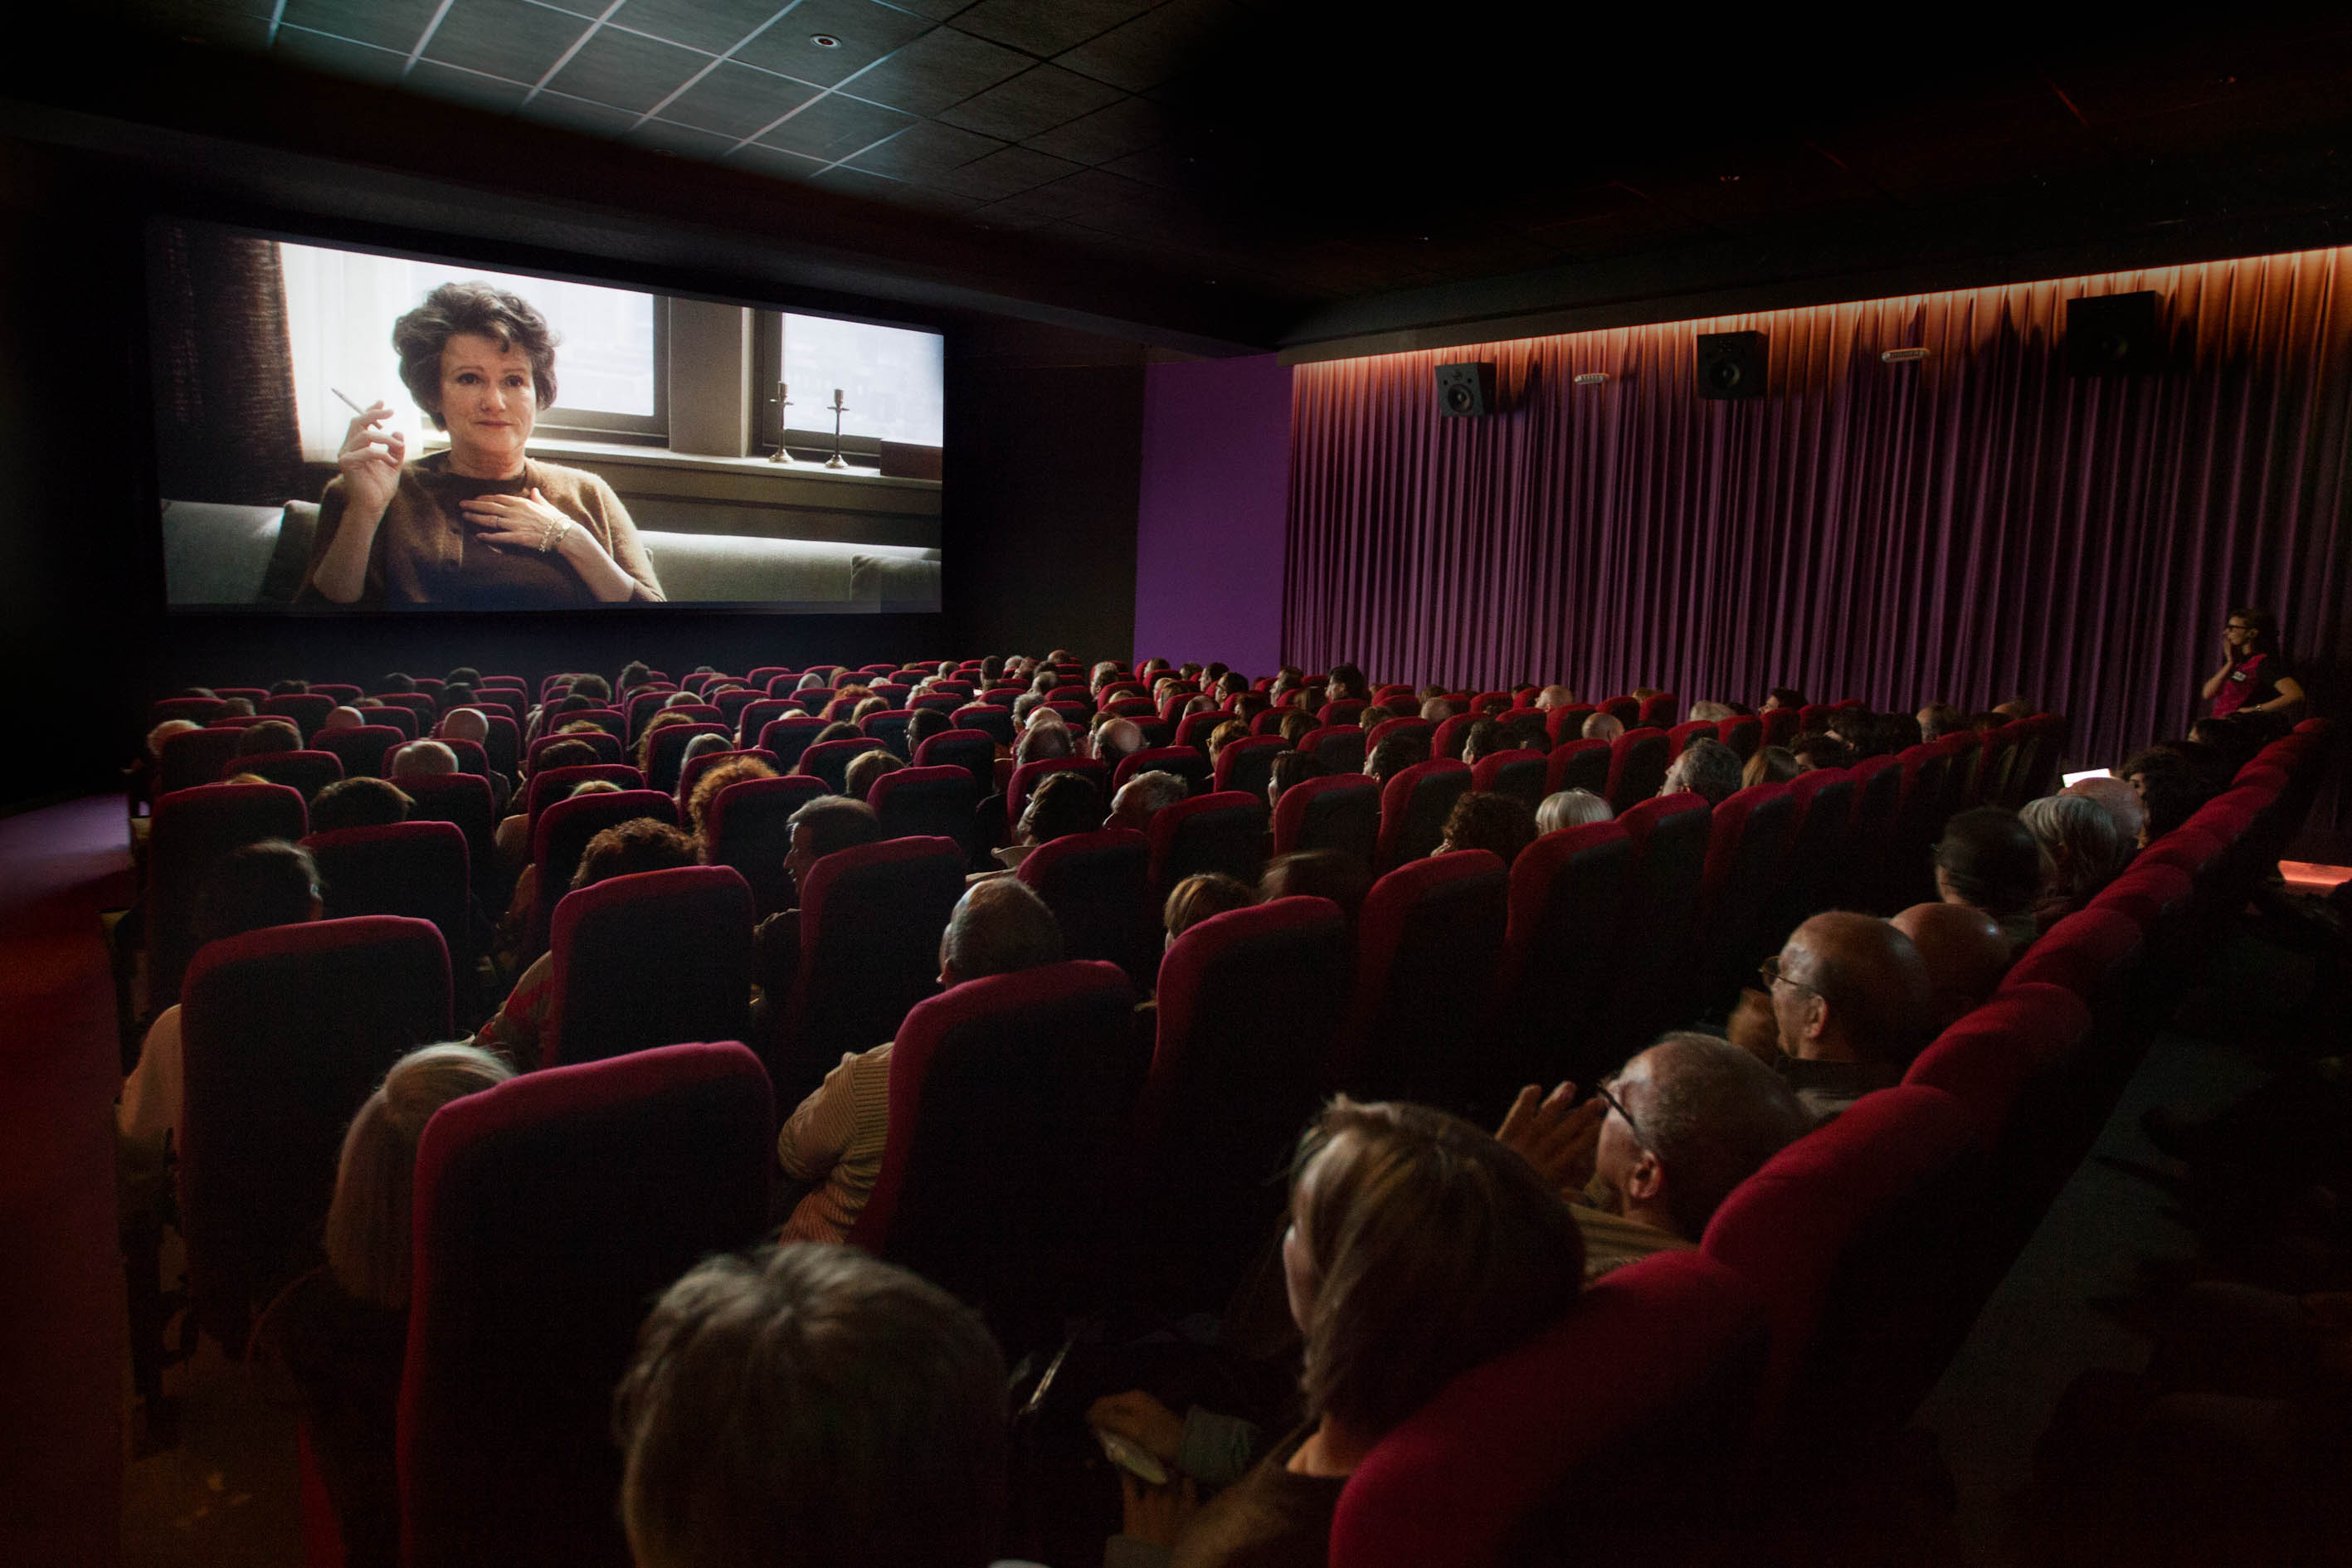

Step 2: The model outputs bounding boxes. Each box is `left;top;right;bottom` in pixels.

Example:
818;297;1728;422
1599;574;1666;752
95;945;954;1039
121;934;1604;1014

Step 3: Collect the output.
0;794;137;1566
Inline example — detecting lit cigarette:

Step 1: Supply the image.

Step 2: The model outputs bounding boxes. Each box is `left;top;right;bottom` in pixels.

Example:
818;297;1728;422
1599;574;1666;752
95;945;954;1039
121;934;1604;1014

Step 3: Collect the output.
330;387;369;415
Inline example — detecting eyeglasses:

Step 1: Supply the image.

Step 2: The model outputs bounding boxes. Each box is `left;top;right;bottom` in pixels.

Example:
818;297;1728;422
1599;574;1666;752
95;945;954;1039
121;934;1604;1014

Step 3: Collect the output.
2226;623;2252;632
1758;955;1817;996
1595;1075;1647;1149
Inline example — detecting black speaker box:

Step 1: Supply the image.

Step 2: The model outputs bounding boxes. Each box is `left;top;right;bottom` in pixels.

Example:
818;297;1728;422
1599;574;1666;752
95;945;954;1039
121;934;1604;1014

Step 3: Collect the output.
1695;331;1767;399
1434;362;1497;416
2066;291;2163;376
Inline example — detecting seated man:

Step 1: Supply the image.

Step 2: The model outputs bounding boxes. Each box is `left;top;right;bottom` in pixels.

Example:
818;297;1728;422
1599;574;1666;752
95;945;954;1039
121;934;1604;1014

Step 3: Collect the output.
2065;773;2149;848
388;739;459;784
1090;716;1146;769
1499;1031;1811;1279
1580;712;1624;744
1109;770;1187;835
776;879;1064;1244
1659;736;1743;805
1532;684;1580;711
1891;901;2014;1035
321;705;368;733
1729;910;1935;1121
309;777;414;835
1688;700;1736;723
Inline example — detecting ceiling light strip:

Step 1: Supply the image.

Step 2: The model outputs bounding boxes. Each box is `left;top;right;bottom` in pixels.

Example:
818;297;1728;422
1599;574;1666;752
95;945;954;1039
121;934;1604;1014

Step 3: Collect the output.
724;36;918;155
265;0;288;48
520;0;633;107
400;0;458;80
631;1;806;131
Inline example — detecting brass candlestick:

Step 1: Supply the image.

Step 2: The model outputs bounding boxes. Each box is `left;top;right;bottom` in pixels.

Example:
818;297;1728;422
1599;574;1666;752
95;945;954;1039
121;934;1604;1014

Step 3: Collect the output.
767;381;796;463
826;387;850;470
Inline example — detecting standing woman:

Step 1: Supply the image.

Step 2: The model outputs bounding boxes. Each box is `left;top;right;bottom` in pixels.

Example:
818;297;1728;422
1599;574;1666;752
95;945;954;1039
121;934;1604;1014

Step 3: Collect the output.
2201;606;2305;720
302;281;665;608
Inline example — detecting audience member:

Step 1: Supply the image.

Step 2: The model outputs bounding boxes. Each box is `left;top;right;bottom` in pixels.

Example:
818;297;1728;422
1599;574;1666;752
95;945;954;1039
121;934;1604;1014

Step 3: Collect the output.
1580;712;1624;744
258;1043;512;1568
437;708;489;747
1100;1098;1582;1566
1743;745;1799;789
1790;730;1852;772
1110;772;1189;835
1890;901;2014;1034
906;706;951;754
2065;774;2149;847
2019;791;2134;932
1534;788;1613;835
1266;749;1327;810
1163;874;1254;947
1205;720;1250;766
1419;697;1462;724
844;748;903;801
310;778;414;835
1934;806;2045;953
1660;737;1743;805
1004;772;1103;864
614;1244;1008;1568
1498;1033;1809;1279
1458;719;1506;766
1688;700;1736;723
1277;709;1316;747
119;841;326;1147
634;711;696;773
145;718;199;760
808;720;860;751
1366;733;1428;785
473;820;699;1069
1729;910;1935;1121
685;756;778;853
1533;684;1580;710
1763;688;1805;712
1436;791;1536;864
1015;718;1074;767
321;706;368;732
1259;850;1371;922
389;739;458;782
1093;717;1146;768
1917;703;1967;742
237;719;304;757
781;797;885;911
775;879;1063;1245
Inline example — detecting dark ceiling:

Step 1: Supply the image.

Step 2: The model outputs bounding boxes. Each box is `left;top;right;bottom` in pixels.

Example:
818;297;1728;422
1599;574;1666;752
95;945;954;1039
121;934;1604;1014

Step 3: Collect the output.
46;1;2352;353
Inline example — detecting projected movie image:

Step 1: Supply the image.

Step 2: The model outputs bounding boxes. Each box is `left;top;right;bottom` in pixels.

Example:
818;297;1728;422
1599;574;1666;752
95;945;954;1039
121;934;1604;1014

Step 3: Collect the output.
151;221;942;612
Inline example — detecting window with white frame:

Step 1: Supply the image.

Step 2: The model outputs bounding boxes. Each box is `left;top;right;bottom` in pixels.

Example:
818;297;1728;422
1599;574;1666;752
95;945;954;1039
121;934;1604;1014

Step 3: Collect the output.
760;313;945;454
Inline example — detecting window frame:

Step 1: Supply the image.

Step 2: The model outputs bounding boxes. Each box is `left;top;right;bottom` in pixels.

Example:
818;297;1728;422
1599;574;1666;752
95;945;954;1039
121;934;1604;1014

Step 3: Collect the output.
528;295;670;446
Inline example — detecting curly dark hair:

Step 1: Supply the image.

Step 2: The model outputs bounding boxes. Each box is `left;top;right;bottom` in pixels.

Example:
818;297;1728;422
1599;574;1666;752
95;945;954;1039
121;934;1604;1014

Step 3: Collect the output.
392;280;559;431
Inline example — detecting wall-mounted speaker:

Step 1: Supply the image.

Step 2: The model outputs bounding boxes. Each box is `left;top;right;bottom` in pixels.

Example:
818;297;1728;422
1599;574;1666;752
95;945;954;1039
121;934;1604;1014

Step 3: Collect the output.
2065;291;2163;376
1696;331;1767;399
1435;362;1497;416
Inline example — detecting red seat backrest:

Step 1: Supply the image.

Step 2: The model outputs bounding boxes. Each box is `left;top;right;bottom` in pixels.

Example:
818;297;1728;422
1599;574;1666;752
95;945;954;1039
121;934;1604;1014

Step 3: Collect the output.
1342;850;1510;1113
1375;758;1472;871
147;781;310;1007
1271;772;1381;864
705;774;828;918
543;865;755;1069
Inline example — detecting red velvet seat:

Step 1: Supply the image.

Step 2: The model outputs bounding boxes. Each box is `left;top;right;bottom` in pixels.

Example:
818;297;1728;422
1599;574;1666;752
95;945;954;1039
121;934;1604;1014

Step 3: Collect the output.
528;790;679;952
312;724;406;781
731;698;796;747
1545;704;1596;744
859;707;917;758
674;746;781;811
1271;772;1381;864
1212;733;1288;797
1501;822;1633;1087
909;691;964;714
528;728;623;771
870;764;981;859
226;747;344;801
751;713;826;772
375;693;437;733
1544;736;1610;797
1843;753;1907;912
1762;767;1855;948
641;721;728;795
1795;702;1838;733
1318;698;1369;727
1017;826;1157;983
438;736;493;781
1172;710;1228;752
180;916;450;1351
156;726;247;796
1147;789;1270;899
1132;898;1351;1307
399;1042;772;1568
1906;983;2095;1151
543;865;755;1069
951;704;1015;747
150;694;226;728
846;960;1140;1354
1666;718;1717;758
703;774;826;918
1471;747;1547;811
1247;706;1290;735
1303;724;1369;776
1719;713;1762;759
1639;693;1679;728
1603;728;1671;814
1696;782;1796;1014
773;836;967;1097
480;713;521;777
1332;1250;1766;1568
1366;715;1434;753
309;682;363;704
913;727;999;796
1600;696;1640;727
560;705;625;740
146;781;309;1010
1006;756;1108;829
1342;850;1511;1117
522;762;644;826
304;821;471;967
261;692;334;740
1429;712;1479;759
1113;744;1210;796
795;737;883;795
1598;793;1712;1060
1761;707;1800;747
372;705;425;741
1376;758;1472;871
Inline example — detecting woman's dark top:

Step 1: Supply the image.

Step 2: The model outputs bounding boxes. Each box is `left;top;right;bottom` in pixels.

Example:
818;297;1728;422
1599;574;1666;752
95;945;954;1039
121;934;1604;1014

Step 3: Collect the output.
259;1268;408;1568
1171;1426;1345;1568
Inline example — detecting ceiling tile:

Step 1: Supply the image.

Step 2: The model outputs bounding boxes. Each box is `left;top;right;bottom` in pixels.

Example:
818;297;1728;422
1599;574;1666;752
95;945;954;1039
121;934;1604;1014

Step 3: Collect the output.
728;141;828;181
840;27;1032;117
656;60;820;139
952;0;1152;58
544;24;709;113
844;119;1004;179
936;64;1125;141
272;26;409;85
524;90;643;137
1020;93;1168;164
731;0;934;90
133;0;277;50
921;144;1083;201
625;118;741;158
406;58;533;111
752;91;919;163
1015;167;1155;216
875;0;971;19
809;166;928;205
421;0;593;85
279;0;444;54
1054;0;1239;93
1100;141;1200;191
606;0;786;56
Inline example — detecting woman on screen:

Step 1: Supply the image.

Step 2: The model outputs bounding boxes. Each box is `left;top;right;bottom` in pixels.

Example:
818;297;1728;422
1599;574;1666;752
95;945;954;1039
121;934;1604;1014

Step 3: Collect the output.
300;281;665;608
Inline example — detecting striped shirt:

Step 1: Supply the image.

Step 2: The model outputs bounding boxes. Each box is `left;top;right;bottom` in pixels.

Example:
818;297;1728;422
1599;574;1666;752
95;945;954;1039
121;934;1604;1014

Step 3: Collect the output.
777;1043;894;1244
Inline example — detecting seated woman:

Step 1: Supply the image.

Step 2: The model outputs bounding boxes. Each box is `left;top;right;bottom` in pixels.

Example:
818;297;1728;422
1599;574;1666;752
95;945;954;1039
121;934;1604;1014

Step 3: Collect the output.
994;772;1104;869
256;1044;513;1568
2019;791;2133;933
1932;806;2045;956
686;754;778;859
1535;787;1612;835
300;281;665;609
1094;1098;1584;1567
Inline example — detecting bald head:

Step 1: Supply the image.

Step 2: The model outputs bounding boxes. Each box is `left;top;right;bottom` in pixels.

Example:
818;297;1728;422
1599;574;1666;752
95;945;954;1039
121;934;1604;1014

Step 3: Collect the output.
1093;717;1144;763
2064;775;2148;846
1581;713;1624;744
1534;684;1578;711
1892;903;2013;1034
322;705;367;732
438;707;489;745
1772;911;1933;1065
390;740;458;781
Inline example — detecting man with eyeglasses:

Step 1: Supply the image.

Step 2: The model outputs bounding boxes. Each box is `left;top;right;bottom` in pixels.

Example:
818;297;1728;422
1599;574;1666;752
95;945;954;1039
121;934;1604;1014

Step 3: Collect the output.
1497;1033;1810;1281
1730;910;1935;1122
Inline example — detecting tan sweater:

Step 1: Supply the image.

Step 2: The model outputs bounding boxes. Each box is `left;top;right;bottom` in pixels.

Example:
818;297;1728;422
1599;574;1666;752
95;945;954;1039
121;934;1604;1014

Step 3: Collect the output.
300;453;665;608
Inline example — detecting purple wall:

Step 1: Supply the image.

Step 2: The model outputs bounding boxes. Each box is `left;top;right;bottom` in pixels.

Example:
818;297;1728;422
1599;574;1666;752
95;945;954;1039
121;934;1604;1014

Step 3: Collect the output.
1133;354;1292;675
